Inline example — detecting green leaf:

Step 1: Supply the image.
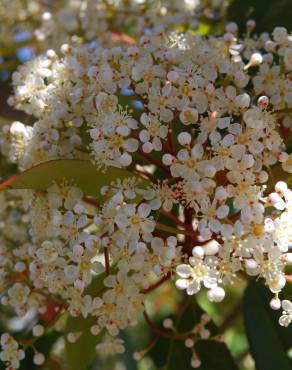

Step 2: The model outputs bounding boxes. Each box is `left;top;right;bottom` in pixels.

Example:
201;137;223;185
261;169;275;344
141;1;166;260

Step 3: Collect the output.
0;159;149;202
166;298;238;370
194;340;239;370
65;272;105;370
118;331;138;370
243;281;292;370
65;318;103;370
19;331;61;370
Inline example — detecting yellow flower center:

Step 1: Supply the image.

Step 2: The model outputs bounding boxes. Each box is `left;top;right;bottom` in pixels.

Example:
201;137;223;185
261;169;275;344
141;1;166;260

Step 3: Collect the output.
131;215;141;225
110;135;123;148
253;224;265;237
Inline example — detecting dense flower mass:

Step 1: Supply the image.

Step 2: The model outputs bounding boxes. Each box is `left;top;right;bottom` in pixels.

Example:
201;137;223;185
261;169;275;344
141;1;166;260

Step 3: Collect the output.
0;5;292;369
0;0;217;49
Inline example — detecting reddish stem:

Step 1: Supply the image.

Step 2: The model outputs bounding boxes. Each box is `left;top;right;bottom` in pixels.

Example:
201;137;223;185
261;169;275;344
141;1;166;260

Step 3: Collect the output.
142;273;171;294
161;210;188;229
137;149;170;175
104;247;110;275
183;207;195;254
131;164;157;183
83;197;101;208
168;127;176;154
111;30;136;45
162;138;175;156
143;310;187;341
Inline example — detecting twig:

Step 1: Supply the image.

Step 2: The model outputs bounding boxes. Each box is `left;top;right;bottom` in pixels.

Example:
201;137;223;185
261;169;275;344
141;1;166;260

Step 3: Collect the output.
137;150;170;175
161;209;188;229
83;196;101;208
104;247;110;275
143;310;187;341
156;222;195;236
131;163;157;183
142;273;171;294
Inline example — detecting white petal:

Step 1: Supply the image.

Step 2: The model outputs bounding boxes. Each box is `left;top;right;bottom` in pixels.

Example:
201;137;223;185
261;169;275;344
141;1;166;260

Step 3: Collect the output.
282;300;292;312
279;315;292;327
176;264;192;278
175;279;189;290
186;281;200;295
138;203;151;218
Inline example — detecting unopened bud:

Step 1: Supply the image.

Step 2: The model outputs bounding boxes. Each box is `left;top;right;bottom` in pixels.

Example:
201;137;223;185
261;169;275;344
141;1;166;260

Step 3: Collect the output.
246;19;256;31
270;297;281;310
244;53;263;70
185;338;195;348
257;96;269;108
163;318;174;329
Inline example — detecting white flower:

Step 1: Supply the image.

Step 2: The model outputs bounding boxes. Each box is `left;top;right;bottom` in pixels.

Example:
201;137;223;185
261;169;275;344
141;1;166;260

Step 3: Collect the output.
176;257;218;295
0;334;25;369
8;283;30;307
279;300;292;327
179;107;199;125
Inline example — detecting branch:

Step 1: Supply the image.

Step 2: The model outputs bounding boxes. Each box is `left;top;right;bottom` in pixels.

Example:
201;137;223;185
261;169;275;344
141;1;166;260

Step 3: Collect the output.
82;196;101;208
156;222;195;236
137;150;170;175
143;310;187;341
142;273;170;294
104;246;110;275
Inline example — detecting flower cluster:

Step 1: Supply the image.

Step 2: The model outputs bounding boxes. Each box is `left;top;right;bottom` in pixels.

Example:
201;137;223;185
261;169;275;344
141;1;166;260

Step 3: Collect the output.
0;334;25;369
1;21;292;369
35;0;202;49
0;0;211;50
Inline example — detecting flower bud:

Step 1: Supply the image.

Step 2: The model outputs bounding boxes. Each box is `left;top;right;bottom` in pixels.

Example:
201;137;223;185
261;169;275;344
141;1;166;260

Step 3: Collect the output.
60;43;71;55
226;22;238;34
246;19;256;30
14;262;26;272
133;351;143;361
163;318;174;329
191;357;201;368
270;298;281;310
67;332;81;343
90;325;101;336
162;153;174;165
185;338;195;348
283;253;292;264
203;240;220;256
33;353;45;366
192;246;204;259
142;142;153;153
178;132;192;146
257;96;269;108
244;52;263;70
207;287;225;302
32;325;45;337
234;93;250;109
200;328;210;339
245;259;258;270
275;181;288;194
